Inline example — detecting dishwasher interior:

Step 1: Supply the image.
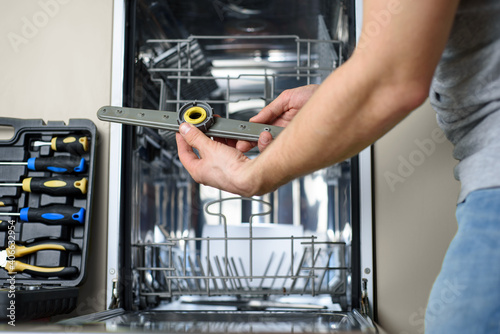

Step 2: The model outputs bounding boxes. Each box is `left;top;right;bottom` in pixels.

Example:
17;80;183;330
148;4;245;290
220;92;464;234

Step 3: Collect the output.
99;0;374;332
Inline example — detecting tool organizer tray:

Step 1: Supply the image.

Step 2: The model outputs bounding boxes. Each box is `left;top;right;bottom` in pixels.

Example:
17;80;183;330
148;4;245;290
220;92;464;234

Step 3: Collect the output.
0;117;96;321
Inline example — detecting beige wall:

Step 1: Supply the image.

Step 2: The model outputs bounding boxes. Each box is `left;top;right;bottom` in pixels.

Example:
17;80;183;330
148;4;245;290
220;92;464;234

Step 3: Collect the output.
0;0;113;316
373;100;460;333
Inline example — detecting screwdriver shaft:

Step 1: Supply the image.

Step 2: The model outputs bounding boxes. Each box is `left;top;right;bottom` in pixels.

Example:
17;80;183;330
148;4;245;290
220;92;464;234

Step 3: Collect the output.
33;141;48;146
0;162;27;166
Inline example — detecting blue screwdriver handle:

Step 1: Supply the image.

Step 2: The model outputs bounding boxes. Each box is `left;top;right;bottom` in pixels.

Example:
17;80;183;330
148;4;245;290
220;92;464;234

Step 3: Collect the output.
26;156;86;173
19;205;85;225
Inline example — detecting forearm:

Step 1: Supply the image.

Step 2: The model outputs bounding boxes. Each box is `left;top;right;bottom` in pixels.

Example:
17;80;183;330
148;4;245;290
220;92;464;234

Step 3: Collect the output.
248;0;460;195
249;55;426;195
175;0;460;198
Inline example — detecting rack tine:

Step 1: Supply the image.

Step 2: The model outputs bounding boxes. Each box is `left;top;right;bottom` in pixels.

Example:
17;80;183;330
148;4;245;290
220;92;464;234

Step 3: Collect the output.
270;252;287;290
206;256;220;294
196;255;209;295
214;256;229;293
188;255;202;292
290;247;308;292
230;257;244;290
302;248;322;294
258;252;275;289
183;241;187;277
167;270;183;294
317;250;334;292
158;254;178;295
224;221;229;281
221;257;236;290
282;251;297;289
169;259;186;294
159;269;173;297
238;257;252;289
223;257;239;290
249;220;253;280
177;255;192;293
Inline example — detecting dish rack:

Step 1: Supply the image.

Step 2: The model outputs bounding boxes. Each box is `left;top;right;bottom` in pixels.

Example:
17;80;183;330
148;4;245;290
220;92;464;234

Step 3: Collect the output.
133;197;349;306
142;33;343;113
127;32;353;311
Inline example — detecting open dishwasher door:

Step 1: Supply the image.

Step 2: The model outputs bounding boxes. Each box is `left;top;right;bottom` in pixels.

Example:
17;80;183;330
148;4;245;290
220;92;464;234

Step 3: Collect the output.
91;0;376;332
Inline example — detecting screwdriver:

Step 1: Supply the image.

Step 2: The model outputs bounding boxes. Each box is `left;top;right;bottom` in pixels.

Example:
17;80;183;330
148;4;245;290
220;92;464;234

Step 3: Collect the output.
0;198;15;207
0;201;15;231
0;176;88;196
0;205;85;225
33;136;89;154
0;156;86;173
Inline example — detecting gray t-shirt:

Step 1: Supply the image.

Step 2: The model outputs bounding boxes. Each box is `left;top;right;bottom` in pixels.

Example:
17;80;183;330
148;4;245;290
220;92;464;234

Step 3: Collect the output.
430;0;500;203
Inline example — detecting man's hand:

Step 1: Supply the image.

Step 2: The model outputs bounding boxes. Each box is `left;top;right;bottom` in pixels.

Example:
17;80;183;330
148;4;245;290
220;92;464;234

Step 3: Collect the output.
176;122;259;196
236;84;319;153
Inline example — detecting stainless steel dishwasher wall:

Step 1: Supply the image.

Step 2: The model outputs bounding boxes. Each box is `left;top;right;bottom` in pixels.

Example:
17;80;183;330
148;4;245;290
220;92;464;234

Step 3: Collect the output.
101;1;373;328
106;0;372;316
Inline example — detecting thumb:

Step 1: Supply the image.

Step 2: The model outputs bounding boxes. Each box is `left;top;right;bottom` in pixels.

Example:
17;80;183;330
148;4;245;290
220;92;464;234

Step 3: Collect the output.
179;122;212;151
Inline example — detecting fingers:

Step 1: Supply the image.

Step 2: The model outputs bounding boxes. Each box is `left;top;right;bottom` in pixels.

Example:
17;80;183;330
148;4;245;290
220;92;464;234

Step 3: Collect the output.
236;140;256;153
176;123;213;175
236;130;273;153
250;91;289;124
257;131;273;152
252;85;319;124
178;122;212;153
176;132;201;173
214;137;238;149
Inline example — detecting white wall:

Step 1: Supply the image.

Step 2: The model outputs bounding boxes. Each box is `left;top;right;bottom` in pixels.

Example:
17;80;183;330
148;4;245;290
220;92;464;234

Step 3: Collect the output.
373;100;460;334
0;0;113;315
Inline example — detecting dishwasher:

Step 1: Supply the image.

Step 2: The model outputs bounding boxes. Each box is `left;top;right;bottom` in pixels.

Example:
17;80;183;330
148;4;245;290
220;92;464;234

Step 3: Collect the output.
63;0;376;332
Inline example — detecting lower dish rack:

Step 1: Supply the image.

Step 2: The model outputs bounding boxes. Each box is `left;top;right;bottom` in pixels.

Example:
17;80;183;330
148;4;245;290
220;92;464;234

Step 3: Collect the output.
132;198;350;310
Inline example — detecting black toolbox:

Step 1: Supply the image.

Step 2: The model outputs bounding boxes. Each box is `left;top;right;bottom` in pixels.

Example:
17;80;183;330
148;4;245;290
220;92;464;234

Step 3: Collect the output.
0;117;96;322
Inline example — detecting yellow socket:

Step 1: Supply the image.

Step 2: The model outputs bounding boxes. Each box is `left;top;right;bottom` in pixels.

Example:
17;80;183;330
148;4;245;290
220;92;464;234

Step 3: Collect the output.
183;106;207;125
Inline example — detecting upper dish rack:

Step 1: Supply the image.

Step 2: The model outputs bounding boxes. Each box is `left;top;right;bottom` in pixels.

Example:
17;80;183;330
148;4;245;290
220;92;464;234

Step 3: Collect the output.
142;34;343;113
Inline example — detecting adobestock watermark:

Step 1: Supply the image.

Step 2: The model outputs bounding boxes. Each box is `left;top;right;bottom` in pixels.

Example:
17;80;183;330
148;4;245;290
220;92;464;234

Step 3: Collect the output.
357;0;403;49
5;219;17;327
400;278;466;334
7;0;72;53
384;127;447;192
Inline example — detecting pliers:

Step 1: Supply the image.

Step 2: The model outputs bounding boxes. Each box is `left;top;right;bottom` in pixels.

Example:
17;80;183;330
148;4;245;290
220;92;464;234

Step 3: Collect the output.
0;240;79;277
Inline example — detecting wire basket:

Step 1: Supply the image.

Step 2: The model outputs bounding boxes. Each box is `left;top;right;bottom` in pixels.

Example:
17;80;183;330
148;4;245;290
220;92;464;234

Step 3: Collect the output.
134;198;348;301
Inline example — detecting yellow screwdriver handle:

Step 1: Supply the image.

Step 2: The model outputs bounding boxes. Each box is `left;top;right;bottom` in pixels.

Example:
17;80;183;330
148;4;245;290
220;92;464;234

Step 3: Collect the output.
51;136;89;153
21;176;88;196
